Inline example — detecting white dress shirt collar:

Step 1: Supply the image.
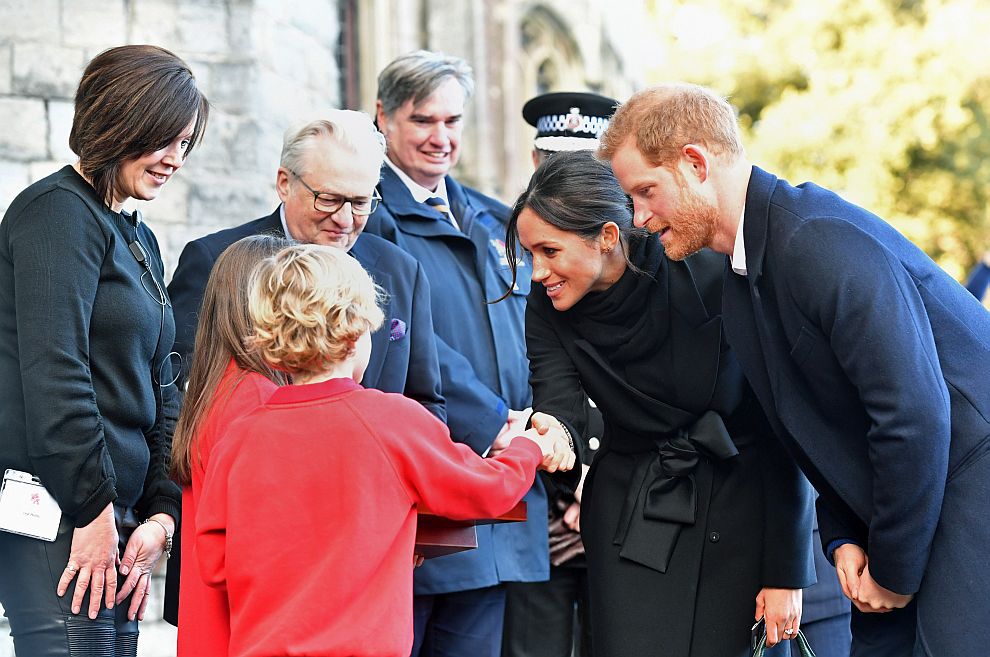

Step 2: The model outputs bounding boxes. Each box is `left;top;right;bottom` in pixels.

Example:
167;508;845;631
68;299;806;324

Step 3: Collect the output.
384;157;450;206
384;158;458;229
278;203;294;241
731;206;748;276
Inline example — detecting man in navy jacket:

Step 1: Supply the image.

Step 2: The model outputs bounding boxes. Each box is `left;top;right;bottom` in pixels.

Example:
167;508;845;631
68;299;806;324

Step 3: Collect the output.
603;83;990;657
163;112;445;623
366;51;550;657
168;111;443;419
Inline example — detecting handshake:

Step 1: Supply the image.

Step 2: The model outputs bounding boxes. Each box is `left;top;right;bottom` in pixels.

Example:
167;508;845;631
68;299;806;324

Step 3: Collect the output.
507;413;576;472
491;409;576;473
521;411;576;472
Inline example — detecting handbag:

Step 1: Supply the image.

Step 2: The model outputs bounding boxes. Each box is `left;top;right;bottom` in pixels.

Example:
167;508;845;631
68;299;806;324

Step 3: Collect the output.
751;618;817;657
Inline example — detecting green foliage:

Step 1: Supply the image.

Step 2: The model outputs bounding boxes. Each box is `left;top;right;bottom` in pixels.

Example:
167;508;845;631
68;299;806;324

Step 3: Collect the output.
646;0;990;278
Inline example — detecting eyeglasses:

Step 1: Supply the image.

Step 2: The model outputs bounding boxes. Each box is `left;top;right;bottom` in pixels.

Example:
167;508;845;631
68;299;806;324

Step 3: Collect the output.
289;169;381;216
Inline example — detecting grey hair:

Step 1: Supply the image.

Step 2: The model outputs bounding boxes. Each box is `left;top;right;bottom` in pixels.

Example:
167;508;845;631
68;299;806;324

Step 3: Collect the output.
280;110;387;174
377;50;474;116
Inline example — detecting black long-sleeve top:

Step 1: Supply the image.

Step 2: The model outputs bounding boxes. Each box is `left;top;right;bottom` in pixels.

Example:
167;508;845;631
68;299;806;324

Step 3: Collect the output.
0;166;180;527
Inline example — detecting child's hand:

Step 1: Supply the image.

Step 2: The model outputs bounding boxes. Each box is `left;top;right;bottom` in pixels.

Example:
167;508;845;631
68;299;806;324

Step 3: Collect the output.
519;427;575;472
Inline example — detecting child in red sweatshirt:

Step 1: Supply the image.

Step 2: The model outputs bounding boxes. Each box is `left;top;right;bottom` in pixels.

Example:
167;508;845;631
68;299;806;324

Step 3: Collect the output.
196;244;570;657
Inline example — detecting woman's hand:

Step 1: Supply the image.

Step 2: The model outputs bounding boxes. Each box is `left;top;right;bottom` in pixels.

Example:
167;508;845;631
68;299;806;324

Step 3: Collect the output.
528;413;576;472
57;503;119;619
755;587;802;647
115;513;174;620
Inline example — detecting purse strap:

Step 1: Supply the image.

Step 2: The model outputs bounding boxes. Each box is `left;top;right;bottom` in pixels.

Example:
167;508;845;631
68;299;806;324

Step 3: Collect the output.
752;629;817;657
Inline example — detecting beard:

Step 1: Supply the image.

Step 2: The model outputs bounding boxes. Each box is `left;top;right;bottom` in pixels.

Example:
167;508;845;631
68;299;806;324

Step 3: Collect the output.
650;184;719;261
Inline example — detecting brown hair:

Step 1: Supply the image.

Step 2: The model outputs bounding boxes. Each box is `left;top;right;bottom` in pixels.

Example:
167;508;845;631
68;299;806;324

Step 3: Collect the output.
597;83;743;166
171;235;290;485
246;245;384;376
70;44;210;209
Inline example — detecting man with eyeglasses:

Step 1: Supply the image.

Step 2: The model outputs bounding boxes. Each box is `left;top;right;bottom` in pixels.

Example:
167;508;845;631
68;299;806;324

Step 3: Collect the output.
170;110;444;413
163;111;445;623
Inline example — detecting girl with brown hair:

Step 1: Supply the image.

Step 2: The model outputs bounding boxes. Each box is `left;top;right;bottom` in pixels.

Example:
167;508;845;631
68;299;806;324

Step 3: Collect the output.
171;235;289;657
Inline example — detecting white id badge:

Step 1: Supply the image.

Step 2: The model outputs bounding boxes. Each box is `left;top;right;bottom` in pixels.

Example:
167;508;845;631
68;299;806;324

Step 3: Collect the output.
0;469;62;541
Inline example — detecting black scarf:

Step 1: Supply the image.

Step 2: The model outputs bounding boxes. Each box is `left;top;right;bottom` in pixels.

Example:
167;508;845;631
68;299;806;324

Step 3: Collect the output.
567;233;674;401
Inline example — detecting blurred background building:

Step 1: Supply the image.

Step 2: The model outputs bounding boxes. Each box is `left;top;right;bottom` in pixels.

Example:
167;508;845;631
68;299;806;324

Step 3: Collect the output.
0;0;642;284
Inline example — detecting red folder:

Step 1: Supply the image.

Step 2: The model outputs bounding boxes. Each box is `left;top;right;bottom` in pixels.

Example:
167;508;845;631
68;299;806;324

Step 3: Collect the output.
415;501;527;559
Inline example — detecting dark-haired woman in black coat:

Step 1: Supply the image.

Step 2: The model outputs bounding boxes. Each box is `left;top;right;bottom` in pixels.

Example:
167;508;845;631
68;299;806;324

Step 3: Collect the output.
503;151;815;657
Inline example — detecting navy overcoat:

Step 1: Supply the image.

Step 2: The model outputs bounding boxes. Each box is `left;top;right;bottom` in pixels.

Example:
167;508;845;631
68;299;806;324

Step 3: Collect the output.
722;166;990;654
365;167;549;594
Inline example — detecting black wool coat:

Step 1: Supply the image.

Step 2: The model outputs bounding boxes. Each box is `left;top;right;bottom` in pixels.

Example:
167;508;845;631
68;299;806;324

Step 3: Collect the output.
527;244;815;657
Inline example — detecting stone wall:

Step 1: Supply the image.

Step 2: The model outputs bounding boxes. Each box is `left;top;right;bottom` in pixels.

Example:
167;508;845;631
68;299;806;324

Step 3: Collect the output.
0;0;343;280
0;1;342;655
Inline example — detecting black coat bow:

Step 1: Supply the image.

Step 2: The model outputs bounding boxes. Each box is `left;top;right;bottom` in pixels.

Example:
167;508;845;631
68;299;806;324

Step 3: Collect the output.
613;410;740;572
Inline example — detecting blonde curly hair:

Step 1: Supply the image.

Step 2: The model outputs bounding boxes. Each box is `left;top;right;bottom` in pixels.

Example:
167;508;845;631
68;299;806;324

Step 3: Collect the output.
246;244;385;375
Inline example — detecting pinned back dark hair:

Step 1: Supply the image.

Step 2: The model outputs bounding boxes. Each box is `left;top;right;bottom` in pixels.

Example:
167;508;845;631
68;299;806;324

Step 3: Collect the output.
500;150;644;301
70;44;210;209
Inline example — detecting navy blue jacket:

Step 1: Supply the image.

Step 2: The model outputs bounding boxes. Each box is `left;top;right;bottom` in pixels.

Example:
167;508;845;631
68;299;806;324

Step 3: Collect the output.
723;167;990;650
366;167;548;594
166;208;445;420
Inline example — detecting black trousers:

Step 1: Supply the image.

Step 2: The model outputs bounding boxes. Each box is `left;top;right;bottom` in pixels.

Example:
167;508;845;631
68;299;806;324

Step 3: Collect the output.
503;564;592;657
0;505;140;657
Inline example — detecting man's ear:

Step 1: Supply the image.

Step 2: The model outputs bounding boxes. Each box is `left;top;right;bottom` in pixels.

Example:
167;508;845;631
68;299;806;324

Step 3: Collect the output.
275;168;292;202
681;144;710;184
375;100;388;134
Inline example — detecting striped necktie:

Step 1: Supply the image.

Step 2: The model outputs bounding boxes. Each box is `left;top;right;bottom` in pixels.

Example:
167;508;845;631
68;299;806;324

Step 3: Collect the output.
425;196;455;227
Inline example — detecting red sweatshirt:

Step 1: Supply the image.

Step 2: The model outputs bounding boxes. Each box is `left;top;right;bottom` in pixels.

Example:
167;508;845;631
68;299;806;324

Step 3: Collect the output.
196;378;541;657
177;360;277;657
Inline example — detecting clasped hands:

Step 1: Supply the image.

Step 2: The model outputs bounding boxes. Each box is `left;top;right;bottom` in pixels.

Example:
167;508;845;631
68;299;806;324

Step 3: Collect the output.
834;543;914;614
489;408;575;472
56;503;174;622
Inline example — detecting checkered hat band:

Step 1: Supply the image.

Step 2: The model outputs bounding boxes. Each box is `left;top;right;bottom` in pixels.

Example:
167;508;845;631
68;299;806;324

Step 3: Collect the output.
534;136;602;152
535;114;609;137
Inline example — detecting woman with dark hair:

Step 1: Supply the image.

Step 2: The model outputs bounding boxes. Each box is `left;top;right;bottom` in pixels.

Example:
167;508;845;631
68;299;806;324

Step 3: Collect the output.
503;151;815;657
171;234;289;657
0;45;208;656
